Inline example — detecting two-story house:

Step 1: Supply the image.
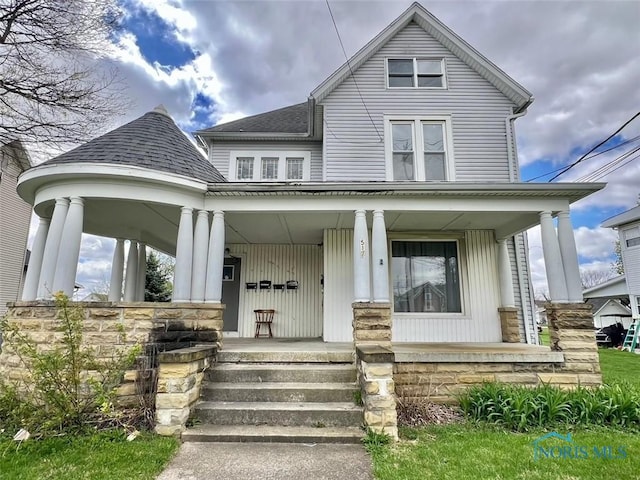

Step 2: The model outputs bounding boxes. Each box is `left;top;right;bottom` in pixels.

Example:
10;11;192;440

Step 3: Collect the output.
16;3;602;346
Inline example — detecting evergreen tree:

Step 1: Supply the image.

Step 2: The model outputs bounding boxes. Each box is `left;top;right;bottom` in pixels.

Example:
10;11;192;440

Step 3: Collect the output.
145;252;172;302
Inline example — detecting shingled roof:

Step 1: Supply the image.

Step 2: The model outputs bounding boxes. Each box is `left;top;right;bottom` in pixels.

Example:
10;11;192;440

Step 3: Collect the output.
197;102;308;134
43;106;226;182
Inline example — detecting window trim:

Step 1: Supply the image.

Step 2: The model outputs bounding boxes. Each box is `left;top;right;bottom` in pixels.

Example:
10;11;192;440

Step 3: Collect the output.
623;225;640;249
388;234;469;319
385;57;447;89
229;151;311;182
384;115;455;181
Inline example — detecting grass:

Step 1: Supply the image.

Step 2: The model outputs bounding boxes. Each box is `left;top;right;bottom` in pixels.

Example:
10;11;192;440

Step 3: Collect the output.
599;348;640;387
0;431;179;480
370;333;640;479
539;326;550;346
371;425;640;480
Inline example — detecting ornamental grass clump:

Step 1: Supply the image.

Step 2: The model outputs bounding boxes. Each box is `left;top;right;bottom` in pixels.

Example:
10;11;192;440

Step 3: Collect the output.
0;293;142;439
458;382;640;431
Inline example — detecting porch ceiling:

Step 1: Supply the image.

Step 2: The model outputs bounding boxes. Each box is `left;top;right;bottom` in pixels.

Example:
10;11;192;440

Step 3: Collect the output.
224;210;541;244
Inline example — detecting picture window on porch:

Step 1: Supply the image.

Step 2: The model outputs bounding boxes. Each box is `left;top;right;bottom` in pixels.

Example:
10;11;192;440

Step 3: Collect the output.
385;117;454;181
391;240;461;313
229;151;311;181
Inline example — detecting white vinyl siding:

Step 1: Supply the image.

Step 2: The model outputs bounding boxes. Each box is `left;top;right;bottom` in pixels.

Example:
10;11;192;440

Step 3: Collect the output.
226;244;323;338
323;229;354;342
621;222;640;297
209;141;323;182
323;228;502;343
0;158;31;316
321;22;516;182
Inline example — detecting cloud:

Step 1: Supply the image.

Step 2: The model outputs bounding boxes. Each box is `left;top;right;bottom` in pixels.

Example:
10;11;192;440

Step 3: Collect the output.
527;224;619;296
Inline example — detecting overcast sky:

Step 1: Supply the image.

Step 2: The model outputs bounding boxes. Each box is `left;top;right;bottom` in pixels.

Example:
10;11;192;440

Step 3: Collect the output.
34;0;640;298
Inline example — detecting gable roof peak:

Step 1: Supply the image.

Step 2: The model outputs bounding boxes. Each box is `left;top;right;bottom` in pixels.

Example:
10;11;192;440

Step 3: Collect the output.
311;2;532;112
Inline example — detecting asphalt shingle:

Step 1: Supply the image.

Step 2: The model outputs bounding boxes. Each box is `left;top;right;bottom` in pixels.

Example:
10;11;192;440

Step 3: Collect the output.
43;107;226;182
198;102;308;134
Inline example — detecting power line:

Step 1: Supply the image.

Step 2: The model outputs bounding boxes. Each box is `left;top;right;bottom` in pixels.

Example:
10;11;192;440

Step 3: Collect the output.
525;134;640;182
325;0;383;141
575;144;640;182
548;110;640;181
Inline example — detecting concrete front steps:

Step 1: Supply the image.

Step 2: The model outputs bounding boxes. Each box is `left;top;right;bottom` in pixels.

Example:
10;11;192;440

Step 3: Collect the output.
185;350;364;444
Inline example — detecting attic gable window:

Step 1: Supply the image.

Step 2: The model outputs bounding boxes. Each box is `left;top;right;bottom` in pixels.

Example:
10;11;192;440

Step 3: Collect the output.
229;151;311;181
387;58;445;88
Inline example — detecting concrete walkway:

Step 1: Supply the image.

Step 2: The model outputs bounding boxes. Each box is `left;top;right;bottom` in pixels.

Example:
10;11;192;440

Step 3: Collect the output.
157;442;374;480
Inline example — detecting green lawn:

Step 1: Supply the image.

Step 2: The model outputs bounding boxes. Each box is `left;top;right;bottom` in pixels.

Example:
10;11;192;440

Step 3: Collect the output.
371;336;640;479
0;432;179;480
372;425;640;480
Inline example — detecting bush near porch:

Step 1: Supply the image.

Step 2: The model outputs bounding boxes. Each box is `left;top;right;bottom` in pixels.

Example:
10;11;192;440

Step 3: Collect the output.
370;349;640;480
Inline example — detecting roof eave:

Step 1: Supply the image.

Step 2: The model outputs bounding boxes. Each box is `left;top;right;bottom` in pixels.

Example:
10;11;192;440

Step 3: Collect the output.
206;181;604;202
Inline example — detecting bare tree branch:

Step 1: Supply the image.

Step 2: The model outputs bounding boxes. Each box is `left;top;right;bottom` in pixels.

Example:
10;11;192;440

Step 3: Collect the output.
0;0;128;154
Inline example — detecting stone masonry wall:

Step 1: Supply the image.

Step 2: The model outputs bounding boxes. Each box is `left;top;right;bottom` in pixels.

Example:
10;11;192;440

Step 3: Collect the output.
546;302;602;379
356;345;398;440
0;301;224;403
394;303;602;403
155;346;215;436
352;302;392;348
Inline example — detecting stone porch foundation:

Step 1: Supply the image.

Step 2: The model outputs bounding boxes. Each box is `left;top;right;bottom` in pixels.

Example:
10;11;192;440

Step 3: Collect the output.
0;301;225;404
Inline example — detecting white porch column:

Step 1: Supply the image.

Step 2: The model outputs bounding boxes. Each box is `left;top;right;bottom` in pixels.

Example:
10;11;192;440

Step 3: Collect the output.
52;197;84;297
205;210;225;303
353;210;371;302
123;240;138;302
371;210;389;302
540;211;569;302
38;197;69;299
108;238;125;302
191;210;210;302
173;207;194;302
557;210;583;302
22;216;49;300
497;238;516;308
136;242;147;301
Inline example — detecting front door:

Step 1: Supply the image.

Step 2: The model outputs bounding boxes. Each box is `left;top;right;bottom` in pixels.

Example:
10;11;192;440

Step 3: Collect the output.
222;257;241;332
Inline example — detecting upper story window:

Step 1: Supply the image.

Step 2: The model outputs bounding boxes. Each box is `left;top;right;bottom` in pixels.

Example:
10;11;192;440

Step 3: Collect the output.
387;58;446;88
384;116;454;181
623;226;640;248
229;151;311;181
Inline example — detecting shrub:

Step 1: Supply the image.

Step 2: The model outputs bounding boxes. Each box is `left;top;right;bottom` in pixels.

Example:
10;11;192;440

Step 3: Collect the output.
458;382;640;431
0;293;142;438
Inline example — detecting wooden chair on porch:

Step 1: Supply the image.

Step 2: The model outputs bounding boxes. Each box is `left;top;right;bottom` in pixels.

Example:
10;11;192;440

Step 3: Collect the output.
254;309;275;338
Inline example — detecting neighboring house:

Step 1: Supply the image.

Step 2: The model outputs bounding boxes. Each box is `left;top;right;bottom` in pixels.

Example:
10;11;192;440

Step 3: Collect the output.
586;298;632;330
15;3;602;344
583;275;633;329
603;206;640;319
0;140;32;317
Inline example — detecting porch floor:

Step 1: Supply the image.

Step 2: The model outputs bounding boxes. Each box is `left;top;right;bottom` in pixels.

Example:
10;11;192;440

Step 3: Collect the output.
220;338;564;364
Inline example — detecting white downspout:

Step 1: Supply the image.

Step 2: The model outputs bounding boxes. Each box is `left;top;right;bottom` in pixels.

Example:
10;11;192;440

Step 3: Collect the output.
505;110;527;182
506;109;535;343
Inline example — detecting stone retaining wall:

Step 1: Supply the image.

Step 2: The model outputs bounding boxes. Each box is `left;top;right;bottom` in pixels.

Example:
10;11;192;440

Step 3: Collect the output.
155;346;215;436
356;345;398;440
0;301;225;403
